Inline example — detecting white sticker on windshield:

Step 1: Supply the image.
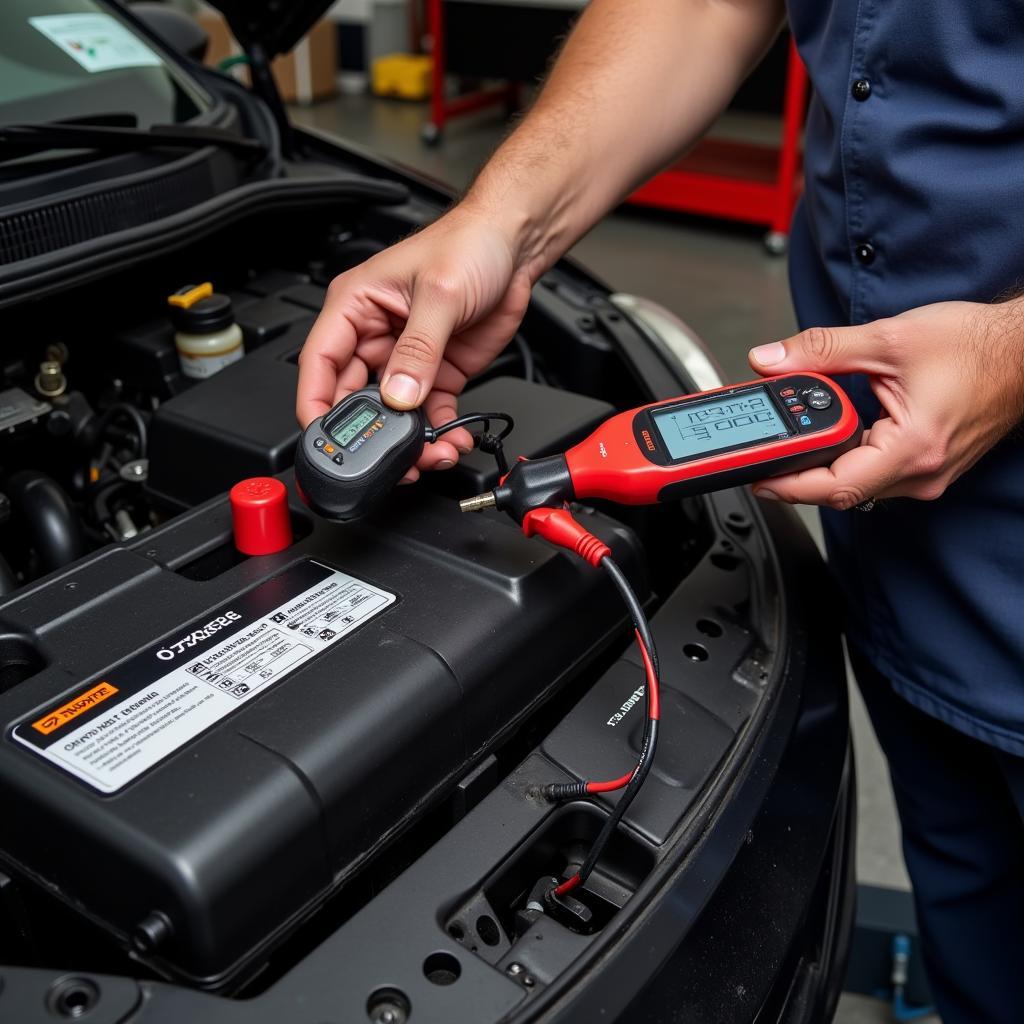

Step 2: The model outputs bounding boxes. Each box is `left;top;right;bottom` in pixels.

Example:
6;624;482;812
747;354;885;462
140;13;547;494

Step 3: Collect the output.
30;13;162;73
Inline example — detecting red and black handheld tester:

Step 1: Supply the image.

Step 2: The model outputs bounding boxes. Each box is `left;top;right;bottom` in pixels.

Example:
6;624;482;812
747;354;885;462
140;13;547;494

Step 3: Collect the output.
460;372;861;520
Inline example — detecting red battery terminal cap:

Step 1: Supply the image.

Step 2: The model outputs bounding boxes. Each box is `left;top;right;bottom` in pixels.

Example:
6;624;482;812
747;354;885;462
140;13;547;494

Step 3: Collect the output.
230;477;293;555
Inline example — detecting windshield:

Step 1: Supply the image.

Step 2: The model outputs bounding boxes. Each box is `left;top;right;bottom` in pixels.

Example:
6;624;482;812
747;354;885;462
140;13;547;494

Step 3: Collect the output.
0;0;211;128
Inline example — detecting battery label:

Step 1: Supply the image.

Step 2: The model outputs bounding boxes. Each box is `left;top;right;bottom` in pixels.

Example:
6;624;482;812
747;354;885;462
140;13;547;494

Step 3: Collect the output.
11;561;395;793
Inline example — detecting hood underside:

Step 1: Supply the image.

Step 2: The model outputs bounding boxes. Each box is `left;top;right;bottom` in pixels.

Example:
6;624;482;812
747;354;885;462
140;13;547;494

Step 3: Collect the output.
206;0;337;59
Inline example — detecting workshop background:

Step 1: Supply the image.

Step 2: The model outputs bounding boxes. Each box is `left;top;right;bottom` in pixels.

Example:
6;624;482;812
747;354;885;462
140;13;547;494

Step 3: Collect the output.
184;3;940;1020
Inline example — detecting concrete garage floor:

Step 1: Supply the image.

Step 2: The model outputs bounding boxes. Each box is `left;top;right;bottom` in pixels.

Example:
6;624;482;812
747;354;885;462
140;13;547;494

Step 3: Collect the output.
289;95;939;1024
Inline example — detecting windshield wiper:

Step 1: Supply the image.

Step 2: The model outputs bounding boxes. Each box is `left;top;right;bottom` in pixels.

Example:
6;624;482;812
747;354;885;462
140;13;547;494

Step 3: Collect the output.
0;120;266;165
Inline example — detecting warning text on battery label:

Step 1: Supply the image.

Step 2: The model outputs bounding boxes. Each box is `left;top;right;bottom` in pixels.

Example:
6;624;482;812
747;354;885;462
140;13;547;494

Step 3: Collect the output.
13;565;395;793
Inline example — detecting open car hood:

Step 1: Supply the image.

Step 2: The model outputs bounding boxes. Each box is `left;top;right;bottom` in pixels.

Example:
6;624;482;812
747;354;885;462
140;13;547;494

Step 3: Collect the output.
204;0;336;59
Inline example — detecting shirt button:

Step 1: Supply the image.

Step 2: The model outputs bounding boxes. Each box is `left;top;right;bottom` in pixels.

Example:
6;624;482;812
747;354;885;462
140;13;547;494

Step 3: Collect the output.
851;78;872;101
855;242;876;265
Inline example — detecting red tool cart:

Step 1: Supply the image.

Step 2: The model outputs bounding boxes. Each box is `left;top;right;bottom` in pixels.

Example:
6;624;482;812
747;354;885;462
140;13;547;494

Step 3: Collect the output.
628;37;809;253
421;0;524;146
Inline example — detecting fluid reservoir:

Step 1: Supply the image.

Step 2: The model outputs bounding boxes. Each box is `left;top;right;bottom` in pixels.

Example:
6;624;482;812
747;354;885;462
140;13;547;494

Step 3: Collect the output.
168;282;245;380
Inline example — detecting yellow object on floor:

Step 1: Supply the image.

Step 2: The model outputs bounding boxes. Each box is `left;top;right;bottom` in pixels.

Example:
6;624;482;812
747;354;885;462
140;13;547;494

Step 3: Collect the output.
371;54;433;101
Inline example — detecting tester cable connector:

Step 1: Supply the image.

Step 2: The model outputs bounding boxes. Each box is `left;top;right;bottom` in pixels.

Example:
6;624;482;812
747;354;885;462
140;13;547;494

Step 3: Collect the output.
432;418;661;899
516;506;661;904
446;428;662;906
425;411;515;478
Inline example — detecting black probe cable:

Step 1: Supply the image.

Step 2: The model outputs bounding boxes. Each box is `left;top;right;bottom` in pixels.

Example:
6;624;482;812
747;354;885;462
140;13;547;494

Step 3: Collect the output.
425;411;514;444
426;412;515;476
550;555;661;899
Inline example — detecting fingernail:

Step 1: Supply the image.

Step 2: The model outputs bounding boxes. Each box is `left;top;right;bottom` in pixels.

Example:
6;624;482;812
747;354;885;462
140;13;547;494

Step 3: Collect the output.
397;476;416;486
456;445;474;455
750;342;786;366
382;372;420;407
753;487;780;501
436;459;455;470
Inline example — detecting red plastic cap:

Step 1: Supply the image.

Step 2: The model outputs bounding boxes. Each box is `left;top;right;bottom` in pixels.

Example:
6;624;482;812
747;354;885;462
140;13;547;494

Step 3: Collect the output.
229;477;293;555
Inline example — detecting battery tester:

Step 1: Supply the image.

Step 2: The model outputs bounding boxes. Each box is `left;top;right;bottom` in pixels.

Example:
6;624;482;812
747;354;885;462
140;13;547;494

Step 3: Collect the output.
458;371;860;518
295;372;859;910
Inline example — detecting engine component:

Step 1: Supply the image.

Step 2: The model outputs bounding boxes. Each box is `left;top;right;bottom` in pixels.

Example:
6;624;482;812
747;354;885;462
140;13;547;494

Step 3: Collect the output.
4;471;85;574
34;361;66;400
168;282;245;380
0;388;49;434
146;355;301;508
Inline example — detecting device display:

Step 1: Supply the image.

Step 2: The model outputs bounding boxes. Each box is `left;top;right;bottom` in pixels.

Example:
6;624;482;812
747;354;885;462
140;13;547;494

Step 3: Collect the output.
651;386;789;461
330;403;379;447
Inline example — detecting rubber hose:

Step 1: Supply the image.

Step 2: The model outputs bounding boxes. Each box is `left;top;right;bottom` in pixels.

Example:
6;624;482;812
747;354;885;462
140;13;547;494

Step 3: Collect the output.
5;471;86;574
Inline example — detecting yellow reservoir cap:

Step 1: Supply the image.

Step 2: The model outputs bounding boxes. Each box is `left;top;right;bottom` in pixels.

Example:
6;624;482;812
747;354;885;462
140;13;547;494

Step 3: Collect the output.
168;282;214;309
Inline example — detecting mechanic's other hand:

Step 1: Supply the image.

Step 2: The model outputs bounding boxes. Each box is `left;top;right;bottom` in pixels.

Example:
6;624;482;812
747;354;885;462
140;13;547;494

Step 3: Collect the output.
747;300;1024;508
297;207;533;478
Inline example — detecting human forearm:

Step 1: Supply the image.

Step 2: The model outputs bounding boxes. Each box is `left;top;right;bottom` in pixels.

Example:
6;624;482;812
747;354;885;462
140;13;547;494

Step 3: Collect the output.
461;0;785;279
297;0;785;433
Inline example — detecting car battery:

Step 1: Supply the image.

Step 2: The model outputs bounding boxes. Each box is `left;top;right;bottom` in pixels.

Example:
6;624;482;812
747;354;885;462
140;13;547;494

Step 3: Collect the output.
0;480;646;989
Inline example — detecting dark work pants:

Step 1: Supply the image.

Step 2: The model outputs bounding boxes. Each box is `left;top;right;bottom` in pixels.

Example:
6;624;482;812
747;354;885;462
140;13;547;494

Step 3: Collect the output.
851;650;1024;1024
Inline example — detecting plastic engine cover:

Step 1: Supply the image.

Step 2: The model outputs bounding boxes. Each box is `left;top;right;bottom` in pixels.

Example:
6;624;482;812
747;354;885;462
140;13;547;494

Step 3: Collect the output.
0;482;646;988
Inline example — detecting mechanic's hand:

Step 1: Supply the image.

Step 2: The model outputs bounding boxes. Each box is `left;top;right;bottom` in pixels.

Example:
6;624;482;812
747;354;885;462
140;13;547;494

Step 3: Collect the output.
297;207;534;481
747;299;1024;509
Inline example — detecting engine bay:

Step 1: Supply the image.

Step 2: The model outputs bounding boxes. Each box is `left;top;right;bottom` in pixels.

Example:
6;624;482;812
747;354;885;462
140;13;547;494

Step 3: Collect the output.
0;198;794;1016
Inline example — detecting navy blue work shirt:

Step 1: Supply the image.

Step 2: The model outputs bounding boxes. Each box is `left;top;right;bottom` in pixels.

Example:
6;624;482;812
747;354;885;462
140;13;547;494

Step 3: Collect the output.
786;3;1024;754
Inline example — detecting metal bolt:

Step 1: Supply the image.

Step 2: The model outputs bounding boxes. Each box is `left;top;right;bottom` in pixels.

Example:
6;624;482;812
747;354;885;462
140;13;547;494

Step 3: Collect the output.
132;910;173;954
507;962;523;975
369;1004;407;1024
523;975;535;988
119;458;149;483
367;990;410;1024
36;360;67;399
114;509;138;541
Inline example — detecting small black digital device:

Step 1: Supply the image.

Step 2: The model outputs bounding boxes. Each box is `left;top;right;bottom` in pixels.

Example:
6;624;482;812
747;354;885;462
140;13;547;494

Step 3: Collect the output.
295;387;427;521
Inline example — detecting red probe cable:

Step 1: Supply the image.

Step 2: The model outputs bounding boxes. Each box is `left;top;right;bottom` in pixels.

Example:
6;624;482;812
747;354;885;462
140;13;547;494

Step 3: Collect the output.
519;506;662;901
583;629;660;795
551;628;661;900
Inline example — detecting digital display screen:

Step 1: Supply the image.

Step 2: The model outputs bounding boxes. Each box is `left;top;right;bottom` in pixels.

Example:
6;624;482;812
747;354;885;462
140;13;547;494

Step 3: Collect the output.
330;403;379;447
651;387;789;460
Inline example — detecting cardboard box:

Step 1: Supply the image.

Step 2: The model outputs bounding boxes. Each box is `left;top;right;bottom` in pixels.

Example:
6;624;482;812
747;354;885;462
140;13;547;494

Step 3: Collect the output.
197;10;337;105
